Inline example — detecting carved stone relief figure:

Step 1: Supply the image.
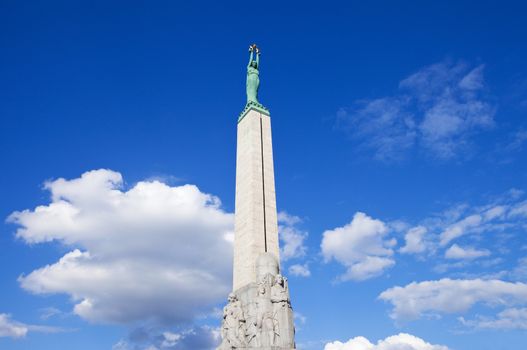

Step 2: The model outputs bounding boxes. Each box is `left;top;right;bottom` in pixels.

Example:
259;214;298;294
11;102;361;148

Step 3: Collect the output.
219;293;246;349
271;274;290;309
219;253;295;349
256;281;279;347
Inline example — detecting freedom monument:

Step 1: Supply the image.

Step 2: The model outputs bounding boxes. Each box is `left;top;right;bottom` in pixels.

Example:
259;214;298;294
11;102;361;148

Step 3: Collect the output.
218;45;296;349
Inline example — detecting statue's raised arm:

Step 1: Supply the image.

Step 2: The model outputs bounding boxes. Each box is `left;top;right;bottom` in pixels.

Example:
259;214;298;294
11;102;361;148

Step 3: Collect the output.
248;45;254;68
246;44;260;104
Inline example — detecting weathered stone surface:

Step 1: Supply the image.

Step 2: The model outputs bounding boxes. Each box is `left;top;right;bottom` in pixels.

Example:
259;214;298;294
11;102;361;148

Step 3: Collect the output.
219;254;295;350
233;109;280;291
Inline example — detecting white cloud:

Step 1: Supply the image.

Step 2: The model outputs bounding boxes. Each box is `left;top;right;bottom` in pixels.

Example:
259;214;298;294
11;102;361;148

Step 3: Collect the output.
437;204;512;246
324;333;449;350
337;61;495;160
321;212;395;281
504;129;527;153
0;313;63;338
438;214;482;246
444;244;490;260
379;279;527;321
294;312;307;325
38;307;62;320
460;307;527;330
458;65;485;90
512;257;527;280
8;169;234;325
288;264;311;277
510;200;527;218
278;211;308;261
400;226;428;254
0;314;28;338
336;98;416;161
321;191;526;278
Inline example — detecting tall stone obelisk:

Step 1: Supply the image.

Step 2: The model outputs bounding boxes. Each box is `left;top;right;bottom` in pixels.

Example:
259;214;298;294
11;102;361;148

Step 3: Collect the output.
218;45;295;349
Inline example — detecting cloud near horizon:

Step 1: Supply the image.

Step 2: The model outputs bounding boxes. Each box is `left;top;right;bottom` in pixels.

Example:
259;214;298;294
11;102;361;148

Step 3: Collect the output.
324;333;449;350
379;278;527;322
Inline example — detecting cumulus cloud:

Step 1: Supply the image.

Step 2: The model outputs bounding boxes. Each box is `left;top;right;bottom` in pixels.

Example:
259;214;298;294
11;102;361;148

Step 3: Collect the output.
321;191;526;280
278;211;308;261
288;264;311;277
400;226;428;254
337;61;495;160
379;279;527;321
444;244;490;260
8;169;234;325
321;212;396;281
0;314;28;338
324;333;449;350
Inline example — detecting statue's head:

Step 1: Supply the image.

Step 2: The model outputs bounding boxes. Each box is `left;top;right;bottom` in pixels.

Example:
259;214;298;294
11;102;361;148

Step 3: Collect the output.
228;293;237;302
249;60;258;69
276;274;284;285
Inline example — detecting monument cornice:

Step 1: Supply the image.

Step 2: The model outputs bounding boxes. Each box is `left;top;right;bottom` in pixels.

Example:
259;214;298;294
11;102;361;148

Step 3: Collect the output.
238;101;270;123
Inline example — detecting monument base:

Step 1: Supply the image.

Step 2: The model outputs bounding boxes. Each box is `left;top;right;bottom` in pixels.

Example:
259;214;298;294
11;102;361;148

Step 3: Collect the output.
235;346;296;350
218;254;296;349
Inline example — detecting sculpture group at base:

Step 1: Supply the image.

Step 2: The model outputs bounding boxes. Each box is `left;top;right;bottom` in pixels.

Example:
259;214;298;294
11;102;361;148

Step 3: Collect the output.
218;253;296;349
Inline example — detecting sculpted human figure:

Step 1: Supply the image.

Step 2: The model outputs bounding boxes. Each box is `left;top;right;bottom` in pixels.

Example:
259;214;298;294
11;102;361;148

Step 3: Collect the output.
271;274;290;309
219;293;246;349
245;317;258;346
246;44;261;104
255;276;279;347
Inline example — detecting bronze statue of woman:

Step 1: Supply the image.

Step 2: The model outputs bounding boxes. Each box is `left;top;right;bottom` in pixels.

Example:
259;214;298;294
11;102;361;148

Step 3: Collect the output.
246;44;261;104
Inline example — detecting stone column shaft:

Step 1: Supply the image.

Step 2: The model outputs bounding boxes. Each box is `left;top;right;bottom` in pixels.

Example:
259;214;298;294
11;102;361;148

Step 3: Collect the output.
233;108;280;291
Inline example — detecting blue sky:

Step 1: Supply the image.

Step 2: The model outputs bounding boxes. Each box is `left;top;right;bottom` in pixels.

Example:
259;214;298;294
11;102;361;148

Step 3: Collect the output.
1;1;527;349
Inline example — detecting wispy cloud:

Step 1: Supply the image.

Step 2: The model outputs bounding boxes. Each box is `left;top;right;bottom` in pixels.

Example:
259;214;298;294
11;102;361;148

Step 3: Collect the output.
0;314;27;339
288;263;311;277
0;313;67;339
278;211;308;261
337;61;495;161
444;244;490;260
459;307;527;330
399;191;527;260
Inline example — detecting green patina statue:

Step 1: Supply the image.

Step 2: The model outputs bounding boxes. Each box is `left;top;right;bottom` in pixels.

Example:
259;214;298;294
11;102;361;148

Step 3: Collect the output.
246;44;261;104
239;44;269;121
